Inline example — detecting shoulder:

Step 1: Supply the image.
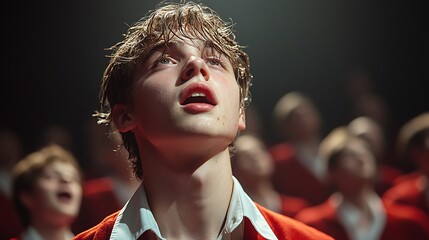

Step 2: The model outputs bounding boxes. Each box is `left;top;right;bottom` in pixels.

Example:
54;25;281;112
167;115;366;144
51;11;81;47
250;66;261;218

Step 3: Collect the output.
73;211;119;240
383;204;429;238
385;203;428;224
279;194;309;217
256;203;334;240
392;171;421;185
294;200;335;224
383;175;422;201
269;142;296;162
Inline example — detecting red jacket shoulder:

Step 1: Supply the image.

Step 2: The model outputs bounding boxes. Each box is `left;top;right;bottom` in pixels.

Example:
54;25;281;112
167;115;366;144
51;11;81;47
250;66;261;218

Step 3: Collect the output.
73;211;119;240
256;203;334;240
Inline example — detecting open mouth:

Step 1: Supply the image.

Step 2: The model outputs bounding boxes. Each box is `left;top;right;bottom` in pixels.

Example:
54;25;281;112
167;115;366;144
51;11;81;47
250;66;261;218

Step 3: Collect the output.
180;83;217;106
57;191;72;202
182;92;212;105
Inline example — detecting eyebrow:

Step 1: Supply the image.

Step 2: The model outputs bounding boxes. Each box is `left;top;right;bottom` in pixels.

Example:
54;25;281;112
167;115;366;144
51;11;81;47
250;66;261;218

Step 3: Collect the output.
146;39;218;56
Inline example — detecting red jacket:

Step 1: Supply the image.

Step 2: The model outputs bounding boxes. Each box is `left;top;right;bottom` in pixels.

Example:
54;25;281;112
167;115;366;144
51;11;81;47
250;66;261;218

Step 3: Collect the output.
0;192;23;240
73;203;333;240
279;194;309;218
270;142;331;205
295;198;429;240
383;174;429;216
375;164;403;196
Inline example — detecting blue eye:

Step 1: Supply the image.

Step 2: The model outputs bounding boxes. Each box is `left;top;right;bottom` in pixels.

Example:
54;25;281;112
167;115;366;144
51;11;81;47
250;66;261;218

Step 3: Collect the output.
206;57;221;66
158;57;172;64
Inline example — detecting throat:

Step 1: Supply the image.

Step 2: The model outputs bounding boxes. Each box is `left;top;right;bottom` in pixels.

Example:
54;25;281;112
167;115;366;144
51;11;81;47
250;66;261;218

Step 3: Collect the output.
148;170;234;240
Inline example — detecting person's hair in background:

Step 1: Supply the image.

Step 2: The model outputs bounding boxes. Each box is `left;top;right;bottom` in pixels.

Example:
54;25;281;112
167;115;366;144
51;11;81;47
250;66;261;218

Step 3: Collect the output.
93;1;252;181
273;91;321;143
12;144;82;240
395;112;429;174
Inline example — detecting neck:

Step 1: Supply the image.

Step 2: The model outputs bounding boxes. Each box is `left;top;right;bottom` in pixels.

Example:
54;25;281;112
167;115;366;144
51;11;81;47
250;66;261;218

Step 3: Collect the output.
340;186;373;209
142;147;234;240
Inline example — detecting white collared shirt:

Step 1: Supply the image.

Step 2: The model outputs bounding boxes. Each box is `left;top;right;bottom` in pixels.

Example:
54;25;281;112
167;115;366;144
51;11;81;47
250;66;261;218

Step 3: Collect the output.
332;192;386;240
21;226;75;240
295;145;326;181
110;177;278;240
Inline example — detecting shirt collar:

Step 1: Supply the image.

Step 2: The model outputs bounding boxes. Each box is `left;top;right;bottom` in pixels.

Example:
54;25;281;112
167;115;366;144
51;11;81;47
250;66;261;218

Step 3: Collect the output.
332;192;386;240
110;177;277;240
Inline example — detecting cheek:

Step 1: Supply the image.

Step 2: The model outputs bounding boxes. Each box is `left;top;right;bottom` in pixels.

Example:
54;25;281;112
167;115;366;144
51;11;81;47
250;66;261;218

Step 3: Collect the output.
73;184;83;200
29;188;54;210
134;81;175;114
34;181;56;197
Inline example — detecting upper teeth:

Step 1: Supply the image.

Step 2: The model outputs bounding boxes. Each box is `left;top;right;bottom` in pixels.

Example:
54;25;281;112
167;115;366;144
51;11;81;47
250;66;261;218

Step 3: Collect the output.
191;93;206;97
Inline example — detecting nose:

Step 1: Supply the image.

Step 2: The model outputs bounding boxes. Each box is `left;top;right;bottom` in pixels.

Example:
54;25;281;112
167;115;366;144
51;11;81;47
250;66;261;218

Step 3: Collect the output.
59;174;73;184
180;56;210;82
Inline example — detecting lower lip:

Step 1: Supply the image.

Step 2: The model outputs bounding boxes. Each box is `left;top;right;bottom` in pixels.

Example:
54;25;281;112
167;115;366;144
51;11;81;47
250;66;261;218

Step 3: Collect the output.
182;103;215;114
57;196;73;204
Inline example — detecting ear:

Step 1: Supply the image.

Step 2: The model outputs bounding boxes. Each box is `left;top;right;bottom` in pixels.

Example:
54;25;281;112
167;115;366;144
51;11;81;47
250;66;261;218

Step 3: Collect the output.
238;108;246;131
112;104;136;133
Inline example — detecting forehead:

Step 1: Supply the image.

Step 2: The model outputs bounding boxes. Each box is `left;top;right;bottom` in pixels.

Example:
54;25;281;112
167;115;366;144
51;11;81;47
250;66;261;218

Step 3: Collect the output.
342;139;371;157
149;38;219;53
42;161;77;174
145;34;228;59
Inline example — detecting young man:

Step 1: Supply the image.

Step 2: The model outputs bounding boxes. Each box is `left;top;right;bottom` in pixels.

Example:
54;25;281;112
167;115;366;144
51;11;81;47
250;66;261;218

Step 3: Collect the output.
74;2;333;239
347;116;403;195
270;91;331;205
295;127;429;240
382;112;429;218
11;144;83;240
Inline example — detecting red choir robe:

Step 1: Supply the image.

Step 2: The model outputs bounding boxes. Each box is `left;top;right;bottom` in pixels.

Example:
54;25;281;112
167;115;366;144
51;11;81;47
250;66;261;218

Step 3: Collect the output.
279;194;309;218
383;174;429;216
0;192;23;240
375;163;403;196
295;198;429;240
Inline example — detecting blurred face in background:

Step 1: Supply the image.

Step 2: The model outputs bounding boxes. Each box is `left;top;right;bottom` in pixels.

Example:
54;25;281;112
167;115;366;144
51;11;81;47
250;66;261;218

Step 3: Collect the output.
331;138;377;194
233;135;274;180
285;103;321;142
22;161;82;227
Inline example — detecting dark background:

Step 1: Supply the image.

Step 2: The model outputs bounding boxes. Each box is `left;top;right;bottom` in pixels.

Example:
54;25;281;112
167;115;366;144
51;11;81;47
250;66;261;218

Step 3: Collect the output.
2;0;428;167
